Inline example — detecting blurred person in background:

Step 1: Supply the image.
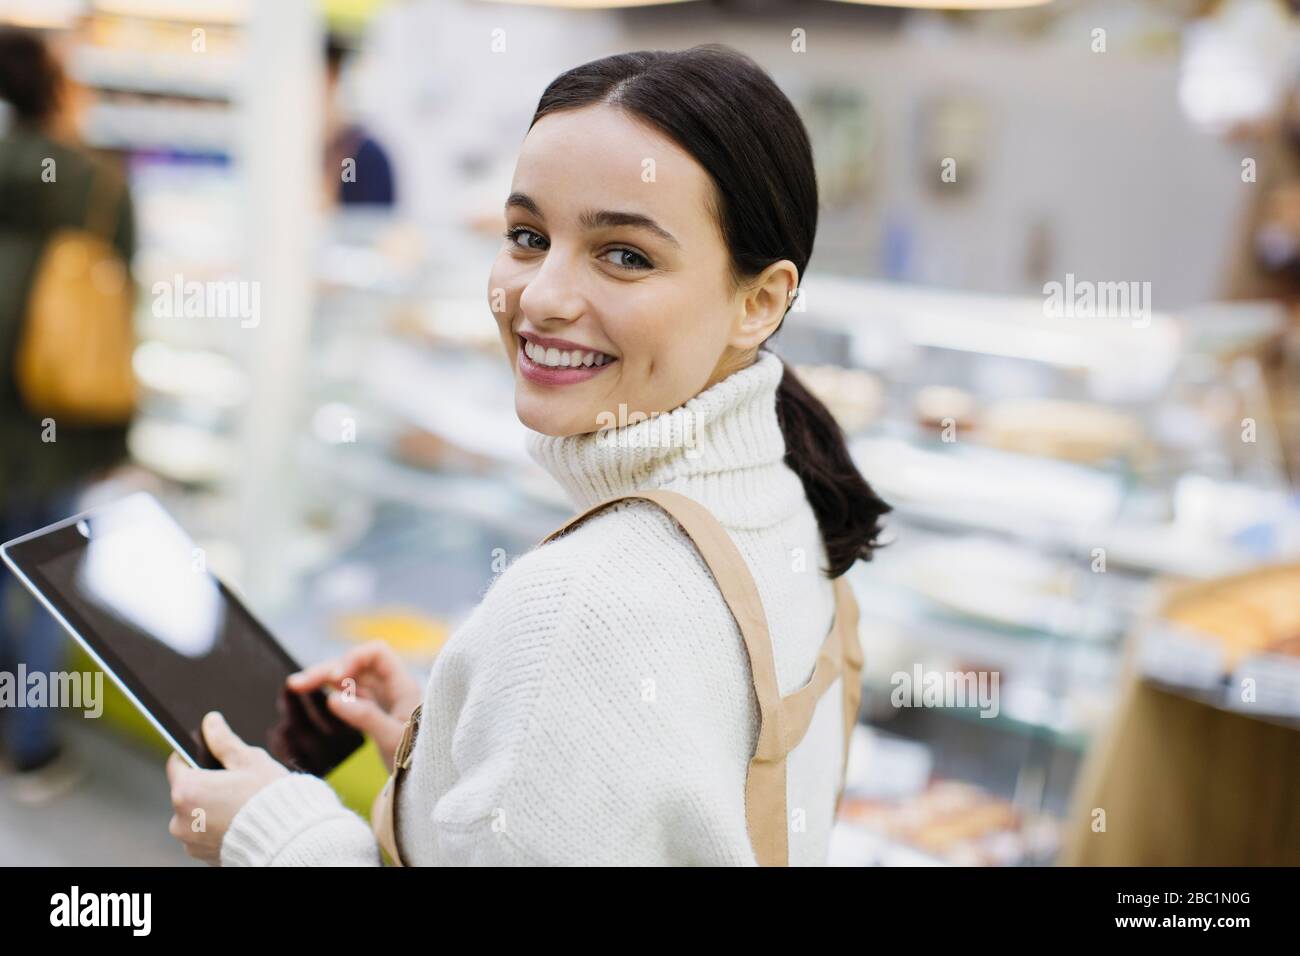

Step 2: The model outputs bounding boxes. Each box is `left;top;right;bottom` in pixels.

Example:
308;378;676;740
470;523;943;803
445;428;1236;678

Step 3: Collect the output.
1224;80;1300;306
1222;78;1300;479
323;32;395;208
0;27;136;801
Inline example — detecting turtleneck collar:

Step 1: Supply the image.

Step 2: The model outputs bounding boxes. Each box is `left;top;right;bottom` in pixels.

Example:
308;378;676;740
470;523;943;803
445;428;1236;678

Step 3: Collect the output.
526;350;805;530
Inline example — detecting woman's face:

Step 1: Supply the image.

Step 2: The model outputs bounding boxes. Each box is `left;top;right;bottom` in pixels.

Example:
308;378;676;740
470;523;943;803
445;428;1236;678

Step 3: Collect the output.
487;103;791;438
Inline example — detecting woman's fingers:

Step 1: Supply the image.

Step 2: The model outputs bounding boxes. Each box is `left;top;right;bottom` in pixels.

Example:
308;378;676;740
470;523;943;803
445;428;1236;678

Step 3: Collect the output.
200;712;251;769
165;751;185;785
282;644;419;771
288;640;413;709
336;641;404;693
325;690;397;736
326;692;404;768
346;641;423;709
288;640;389;690
286;658;341;693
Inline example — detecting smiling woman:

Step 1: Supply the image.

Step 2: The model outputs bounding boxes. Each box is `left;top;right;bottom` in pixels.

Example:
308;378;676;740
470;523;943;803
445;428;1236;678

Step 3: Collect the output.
490;44;888;574
489;100;745;439
180;44;889;868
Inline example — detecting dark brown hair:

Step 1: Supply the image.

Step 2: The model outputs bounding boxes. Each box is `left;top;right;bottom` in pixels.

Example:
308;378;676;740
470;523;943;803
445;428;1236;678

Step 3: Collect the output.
0;28;63;125
529;44;889;576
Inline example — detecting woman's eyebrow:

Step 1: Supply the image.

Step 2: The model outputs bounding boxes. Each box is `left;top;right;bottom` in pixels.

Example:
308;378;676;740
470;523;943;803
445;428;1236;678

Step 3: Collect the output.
504;192;680;248
579;208;680;248
505;192;543;218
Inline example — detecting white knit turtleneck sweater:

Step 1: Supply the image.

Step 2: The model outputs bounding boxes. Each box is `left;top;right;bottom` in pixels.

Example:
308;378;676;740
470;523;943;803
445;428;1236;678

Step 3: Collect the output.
221;351;844;866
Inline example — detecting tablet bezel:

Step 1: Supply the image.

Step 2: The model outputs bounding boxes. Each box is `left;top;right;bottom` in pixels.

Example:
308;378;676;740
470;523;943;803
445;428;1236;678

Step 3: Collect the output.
0;492;308;772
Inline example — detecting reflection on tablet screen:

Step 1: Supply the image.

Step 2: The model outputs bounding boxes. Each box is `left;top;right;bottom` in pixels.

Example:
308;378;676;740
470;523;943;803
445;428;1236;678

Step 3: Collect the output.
78;495;223;659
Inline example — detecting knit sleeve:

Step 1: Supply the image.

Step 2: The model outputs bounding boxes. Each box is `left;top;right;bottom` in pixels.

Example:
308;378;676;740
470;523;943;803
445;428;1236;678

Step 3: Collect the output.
220;773;382;867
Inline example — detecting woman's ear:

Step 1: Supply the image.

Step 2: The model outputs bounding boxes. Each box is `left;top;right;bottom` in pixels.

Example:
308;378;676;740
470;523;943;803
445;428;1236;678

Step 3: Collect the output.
729;260;799;351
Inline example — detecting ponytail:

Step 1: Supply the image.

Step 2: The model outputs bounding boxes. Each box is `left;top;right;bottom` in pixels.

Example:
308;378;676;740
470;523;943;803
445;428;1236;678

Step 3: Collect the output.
773;361;890;577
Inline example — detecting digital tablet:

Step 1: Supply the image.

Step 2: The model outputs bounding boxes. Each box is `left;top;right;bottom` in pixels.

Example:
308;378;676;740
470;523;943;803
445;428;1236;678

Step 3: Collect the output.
1;492;363;774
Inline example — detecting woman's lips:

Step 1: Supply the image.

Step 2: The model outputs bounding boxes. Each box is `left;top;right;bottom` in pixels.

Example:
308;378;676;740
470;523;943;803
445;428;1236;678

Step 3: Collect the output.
516;335;617;386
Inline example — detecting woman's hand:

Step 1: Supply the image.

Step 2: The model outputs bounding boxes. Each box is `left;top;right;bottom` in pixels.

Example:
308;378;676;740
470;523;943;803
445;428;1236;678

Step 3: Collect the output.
287;640;423;773
166;712;289;865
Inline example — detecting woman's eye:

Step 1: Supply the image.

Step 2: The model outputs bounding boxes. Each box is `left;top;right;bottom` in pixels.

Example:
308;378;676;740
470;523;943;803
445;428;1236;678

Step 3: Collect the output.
505;226;548;251
602;247;653;271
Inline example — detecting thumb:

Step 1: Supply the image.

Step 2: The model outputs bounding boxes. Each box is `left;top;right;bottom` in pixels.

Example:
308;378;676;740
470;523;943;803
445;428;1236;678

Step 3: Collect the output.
201;711;249;768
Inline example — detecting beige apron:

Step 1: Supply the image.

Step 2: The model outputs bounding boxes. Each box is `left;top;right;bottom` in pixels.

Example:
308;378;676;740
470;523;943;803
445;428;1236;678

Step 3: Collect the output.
371;489;863;866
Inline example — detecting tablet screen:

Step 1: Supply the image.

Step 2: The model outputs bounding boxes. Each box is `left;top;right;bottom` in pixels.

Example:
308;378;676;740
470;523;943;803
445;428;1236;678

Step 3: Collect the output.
3;494;362;774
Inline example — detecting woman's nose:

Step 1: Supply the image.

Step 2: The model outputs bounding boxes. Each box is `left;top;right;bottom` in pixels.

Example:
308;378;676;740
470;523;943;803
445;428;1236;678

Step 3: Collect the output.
517;247;587;325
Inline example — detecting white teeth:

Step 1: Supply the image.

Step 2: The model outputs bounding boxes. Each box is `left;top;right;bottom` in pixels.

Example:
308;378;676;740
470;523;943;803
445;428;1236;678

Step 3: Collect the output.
522;339;613;369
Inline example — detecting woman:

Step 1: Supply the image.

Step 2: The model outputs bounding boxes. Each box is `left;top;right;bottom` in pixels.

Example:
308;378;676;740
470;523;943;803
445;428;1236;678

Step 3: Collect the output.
166;44;888;866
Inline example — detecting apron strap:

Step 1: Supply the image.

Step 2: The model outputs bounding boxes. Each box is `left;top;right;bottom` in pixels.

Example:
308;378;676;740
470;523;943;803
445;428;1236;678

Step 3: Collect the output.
541;489;786;765
542;489;862;867
832;576;863;814
371;703;422;866
538;489;780;738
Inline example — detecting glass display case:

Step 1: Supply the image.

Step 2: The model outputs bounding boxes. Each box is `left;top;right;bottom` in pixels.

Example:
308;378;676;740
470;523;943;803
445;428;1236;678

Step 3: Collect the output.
787;277;1298;865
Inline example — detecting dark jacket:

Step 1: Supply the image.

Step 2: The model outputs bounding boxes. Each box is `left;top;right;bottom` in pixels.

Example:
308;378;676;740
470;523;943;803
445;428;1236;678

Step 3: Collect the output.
0;124;136;502
331;125;395;206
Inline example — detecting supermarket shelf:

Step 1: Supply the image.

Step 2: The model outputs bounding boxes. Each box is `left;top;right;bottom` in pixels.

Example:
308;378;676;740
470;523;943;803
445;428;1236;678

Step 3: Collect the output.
301;438;566;546
863;677;1093;753
1136;626;1300;730
848;563;1122;650
82;100;235;154
1140;677;1300;731
73;47;239;101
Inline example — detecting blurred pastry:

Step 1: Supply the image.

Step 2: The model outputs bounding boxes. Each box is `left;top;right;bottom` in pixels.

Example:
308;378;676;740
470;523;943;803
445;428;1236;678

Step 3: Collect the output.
978;398;1142;463
914;385;976;432
394;427;497;474
1161;564;1300;668
1269;634;1300;657
795;364;883;433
